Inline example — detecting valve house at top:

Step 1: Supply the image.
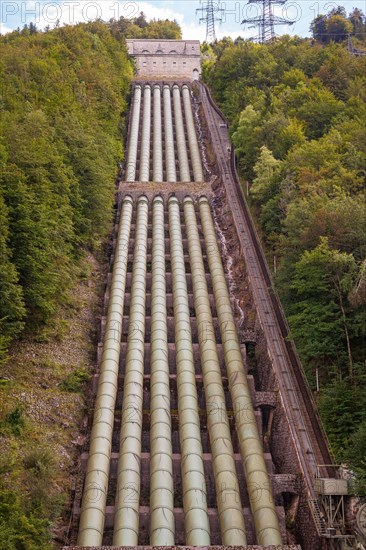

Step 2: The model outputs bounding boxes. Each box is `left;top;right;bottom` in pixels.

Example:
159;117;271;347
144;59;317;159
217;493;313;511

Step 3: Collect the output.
126;39;201;80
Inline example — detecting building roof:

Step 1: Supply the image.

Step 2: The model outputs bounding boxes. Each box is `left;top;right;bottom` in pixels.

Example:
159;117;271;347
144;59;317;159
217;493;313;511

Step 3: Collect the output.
126;39;201;57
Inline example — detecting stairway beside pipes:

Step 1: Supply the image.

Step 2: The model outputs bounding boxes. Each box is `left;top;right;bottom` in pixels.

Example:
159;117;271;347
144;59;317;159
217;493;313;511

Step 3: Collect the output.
77;191;282;547
125;83;204;184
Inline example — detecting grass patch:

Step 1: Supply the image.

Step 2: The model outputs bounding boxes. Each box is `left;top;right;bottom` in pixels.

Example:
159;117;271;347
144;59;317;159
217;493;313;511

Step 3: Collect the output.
0;405;26;436
78;258;93;281
24;446;55;479
23;444;66;519
0;445;63;549
34;319;70;344
60;366;91;393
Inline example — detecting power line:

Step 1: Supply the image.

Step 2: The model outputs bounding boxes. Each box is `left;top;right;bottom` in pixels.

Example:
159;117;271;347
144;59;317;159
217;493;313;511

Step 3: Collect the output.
242;0;295;43
196;0;224;42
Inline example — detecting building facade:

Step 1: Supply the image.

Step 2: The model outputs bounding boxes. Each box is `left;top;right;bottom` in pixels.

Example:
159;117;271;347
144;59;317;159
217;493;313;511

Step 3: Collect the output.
126;39;201;80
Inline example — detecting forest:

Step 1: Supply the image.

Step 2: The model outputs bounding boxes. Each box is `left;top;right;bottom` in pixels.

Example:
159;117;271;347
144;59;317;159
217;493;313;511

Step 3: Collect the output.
203;6;366;495
0;14;180;549
0;5;365;548
0;14;180;359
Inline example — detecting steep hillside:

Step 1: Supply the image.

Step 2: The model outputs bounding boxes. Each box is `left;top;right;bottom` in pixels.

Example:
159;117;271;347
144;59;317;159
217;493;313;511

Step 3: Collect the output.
0;21;133;345
0;15;181;549
203;29;366;494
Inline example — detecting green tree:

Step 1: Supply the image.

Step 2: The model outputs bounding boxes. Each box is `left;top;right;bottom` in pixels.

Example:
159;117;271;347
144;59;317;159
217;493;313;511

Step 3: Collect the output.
279;118;306;154
349;8;366;39
0;189;25;348
0;490;52;550
310;15;328;43
318;376;366;457
135;12;148;28
326;15;353;43
346;418;366;495
288;238;358;380
231;105;262;180
250;146;281;203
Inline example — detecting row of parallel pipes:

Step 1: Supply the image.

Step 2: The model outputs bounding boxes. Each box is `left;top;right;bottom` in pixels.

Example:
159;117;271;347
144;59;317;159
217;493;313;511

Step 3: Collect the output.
182;85;204;183
153;85;163;183
125;86;141;183
139;85;151;183
78;196;209;547
169;197;211;545
172;84;191;183
77;196;134;547
163;84;177;183
113;196;148;545
78;193;282;547
184;197;247;546
149;197;175;545
126;84;204;183
199;197;282;546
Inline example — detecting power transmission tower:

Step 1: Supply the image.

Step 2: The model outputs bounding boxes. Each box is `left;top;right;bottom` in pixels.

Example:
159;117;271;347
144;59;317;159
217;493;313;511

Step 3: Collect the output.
348;33;366;56
197;0;224;42
242;0;294;43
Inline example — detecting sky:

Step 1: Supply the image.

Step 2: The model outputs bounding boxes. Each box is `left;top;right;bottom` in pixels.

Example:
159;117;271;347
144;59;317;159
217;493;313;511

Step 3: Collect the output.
1;0;365;39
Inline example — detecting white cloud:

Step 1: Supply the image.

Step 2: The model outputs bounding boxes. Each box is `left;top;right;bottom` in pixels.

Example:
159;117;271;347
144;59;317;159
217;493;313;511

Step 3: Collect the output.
0;23;13;35
5;1;187;31
216;28;251;40
180;20;206;41
181;20;251;41
136;1;185;23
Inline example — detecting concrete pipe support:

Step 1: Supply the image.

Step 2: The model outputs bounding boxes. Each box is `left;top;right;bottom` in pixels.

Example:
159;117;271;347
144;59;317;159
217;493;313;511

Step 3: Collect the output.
77;195;133;547
126;85;141;182
168;197;210;546
139;85;151;183
199;196;282;547
153;85;163;183
172;85;191;183
182;85;204;183
113;196;149;546
149;196;175;545
163;85;177;183
184;197;247;546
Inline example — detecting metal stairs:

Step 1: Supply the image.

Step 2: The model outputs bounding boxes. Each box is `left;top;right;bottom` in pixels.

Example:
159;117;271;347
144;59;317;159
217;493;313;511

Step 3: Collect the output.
309;498;328;537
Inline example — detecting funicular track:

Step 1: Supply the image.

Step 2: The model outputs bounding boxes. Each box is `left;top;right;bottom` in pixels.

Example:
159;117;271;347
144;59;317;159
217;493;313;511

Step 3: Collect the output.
64;79;335;550
198;81;334;486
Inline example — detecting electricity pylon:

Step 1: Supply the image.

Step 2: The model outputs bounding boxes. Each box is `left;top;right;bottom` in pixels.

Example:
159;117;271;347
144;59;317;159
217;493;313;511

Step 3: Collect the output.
197;0;224;42
242;0;295;42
